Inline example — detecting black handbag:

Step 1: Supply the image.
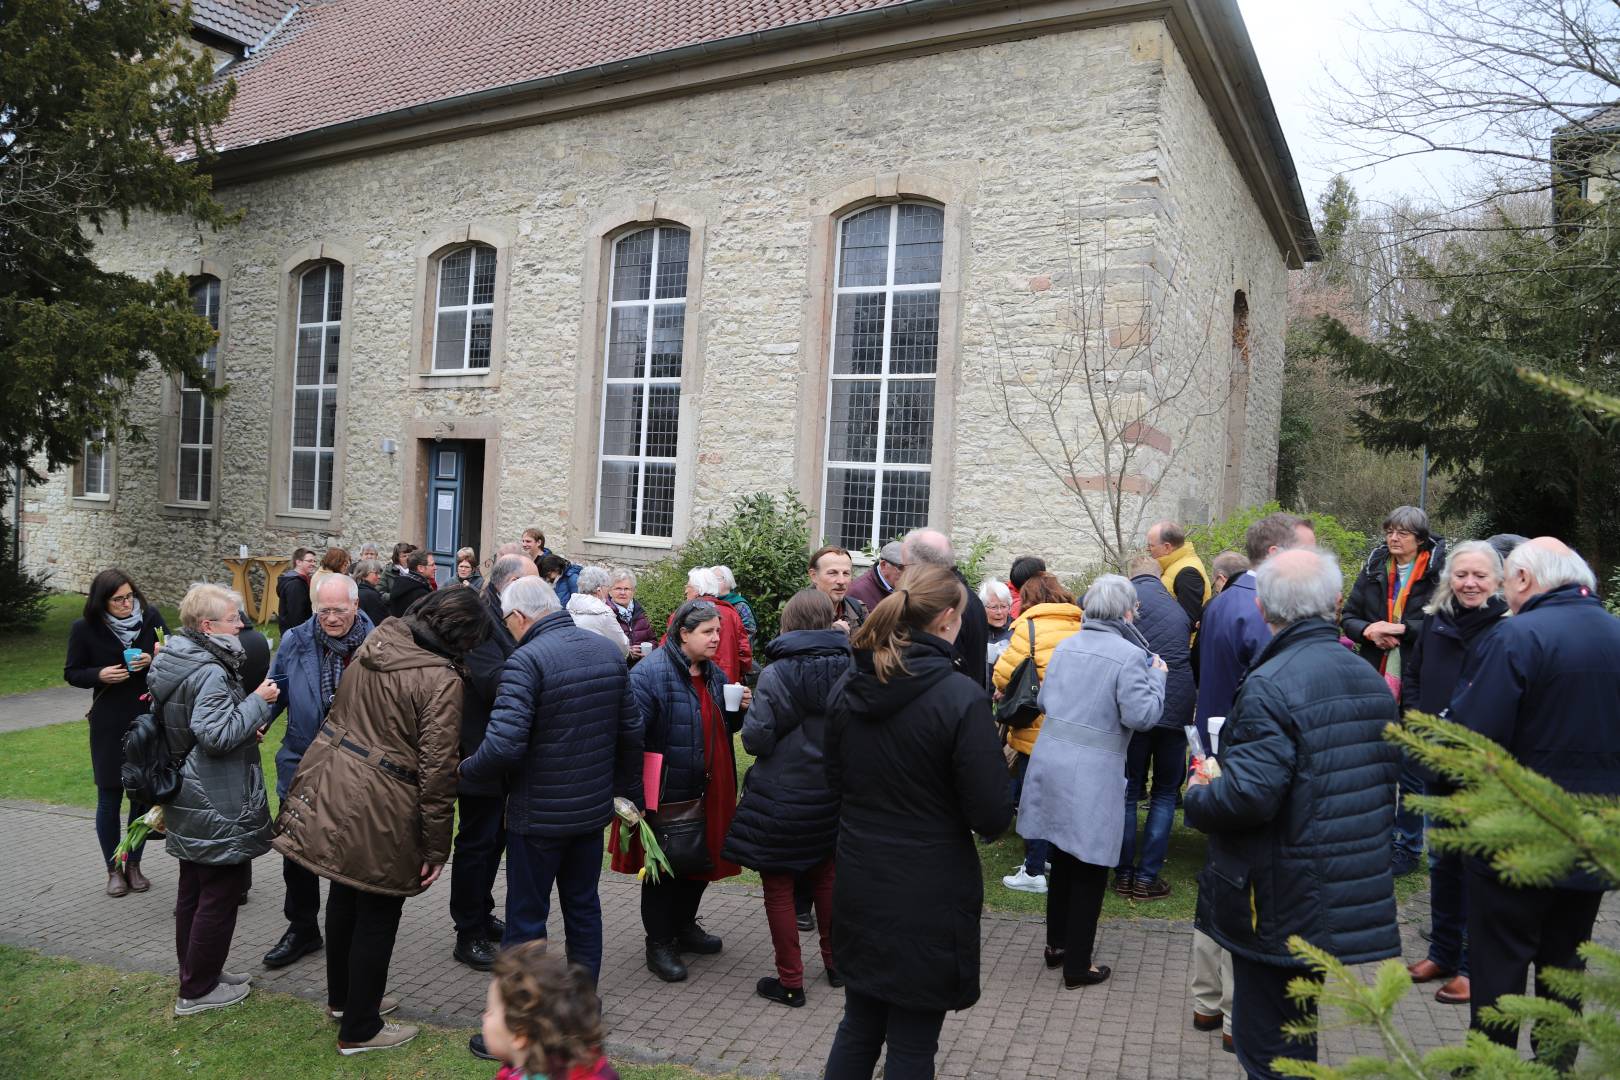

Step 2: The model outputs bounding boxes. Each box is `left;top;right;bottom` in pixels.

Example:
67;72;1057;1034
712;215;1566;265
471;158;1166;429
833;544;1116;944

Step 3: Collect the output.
647;796;713;877
993;619;1043;730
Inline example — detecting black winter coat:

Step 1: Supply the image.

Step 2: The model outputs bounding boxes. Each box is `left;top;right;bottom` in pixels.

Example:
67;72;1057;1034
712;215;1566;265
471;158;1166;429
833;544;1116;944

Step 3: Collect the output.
460;611;643;835
1341;539;1447;672
827;634;1013;1012
455;588;518;798
356;581;389;628
388;572;432;618
722;630;853;872
64;606;168;788
1129;574;1195;729
1399;596;1507;791
631;639;737;804
1184;618;1401;967
953;569;990;688
276;569;312;632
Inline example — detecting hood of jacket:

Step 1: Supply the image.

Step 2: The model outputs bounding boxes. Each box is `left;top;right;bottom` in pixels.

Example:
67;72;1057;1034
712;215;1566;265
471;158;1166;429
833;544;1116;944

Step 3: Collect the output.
358;616;455;674
765;628;854;663
842;633;957;720
566;592;612;618
147;632;228;701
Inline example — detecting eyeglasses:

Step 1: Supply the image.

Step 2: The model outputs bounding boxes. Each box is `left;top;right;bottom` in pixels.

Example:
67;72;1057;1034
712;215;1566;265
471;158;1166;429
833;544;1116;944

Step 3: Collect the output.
1384;528;1415;539
108;592;135;605
204;613;243;628
314;607;354;619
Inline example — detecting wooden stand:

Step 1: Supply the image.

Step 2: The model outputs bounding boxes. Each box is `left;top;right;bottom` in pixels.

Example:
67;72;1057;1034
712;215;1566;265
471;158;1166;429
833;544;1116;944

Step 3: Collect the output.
224;556;291;625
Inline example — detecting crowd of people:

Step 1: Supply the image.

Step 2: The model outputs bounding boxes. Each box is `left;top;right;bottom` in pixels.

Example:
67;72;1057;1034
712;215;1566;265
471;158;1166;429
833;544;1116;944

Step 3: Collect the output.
62;511;1619;1078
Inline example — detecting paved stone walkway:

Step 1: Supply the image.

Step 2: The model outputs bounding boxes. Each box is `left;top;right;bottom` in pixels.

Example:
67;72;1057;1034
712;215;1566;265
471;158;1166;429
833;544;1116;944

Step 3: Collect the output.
0;685;87;734
11;799;1611;1078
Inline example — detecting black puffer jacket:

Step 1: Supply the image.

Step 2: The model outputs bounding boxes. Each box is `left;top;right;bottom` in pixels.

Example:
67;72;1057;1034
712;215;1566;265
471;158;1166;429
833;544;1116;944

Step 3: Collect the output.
1341;538;1447;671
460;611;643;835
356;580;389;628
631;639;735;804
1399;596;1507;792
456;587;518;798
276;569;312;632
1129;573;1194;728
1184;618;1401;967
827;633;1012;1012
722;630;853;872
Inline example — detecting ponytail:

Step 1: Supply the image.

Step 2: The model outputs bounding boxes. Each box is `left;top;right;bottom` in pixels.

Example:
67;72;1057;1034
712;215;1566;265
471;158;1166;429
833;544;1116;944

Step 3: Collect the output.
851;562;964;682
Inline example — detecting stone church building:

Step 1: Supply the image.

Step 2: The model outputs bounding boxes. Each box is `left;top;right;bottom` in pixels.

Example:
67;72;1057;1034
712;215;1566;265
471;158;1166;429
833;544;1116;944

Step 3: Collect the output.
19;0;1317;596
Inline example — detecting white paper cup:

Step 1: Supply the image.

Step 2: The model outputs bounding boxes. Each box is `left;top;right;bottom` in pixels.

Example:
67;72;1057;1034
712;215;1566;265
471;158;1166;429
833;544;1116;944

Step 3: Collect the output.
723;683;745;710
1207;716;1226;756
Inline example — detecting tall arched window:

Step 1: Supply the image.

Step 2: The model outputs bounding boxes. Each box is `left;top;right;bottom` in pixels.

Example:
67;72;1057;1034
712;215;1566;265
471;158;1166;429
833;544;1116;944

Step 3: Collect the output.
178;276;220;504
596;225;689;539
822;202;942;550
290;262;343;512
432;243;496;370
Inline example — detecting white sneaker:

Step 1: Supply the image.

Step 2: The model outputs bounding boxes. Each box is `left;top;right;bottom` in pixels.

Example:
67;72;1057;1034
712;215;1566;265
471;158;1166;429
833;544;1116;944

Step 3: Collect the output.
1002;868;1048;894
175;980;250;1015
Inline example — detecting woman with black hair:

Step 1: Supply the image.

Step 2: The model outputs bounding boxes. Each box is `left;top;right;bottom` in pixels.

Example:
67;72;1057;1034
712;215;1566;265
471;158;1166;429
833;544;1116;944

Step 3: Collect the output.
272;585;490;1055
64;568;168;897
614;598;748;984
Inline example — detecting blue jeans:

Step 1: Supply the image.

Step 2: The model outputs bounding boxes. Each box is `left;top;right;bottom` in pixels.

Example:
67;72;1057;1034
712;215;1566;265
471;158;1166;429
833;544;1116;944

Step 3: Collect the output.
1426;825;1468;975
1118;727;1183;882
96;785;148;868
504;830;604;982
1010;752;1049;876
1393;755;1425;859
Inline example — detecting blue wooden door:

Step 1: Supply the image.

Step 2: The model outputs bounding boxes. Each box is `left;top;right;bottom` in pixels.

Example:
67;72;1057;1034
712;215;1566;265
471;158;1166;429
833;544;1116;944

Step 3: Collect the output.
426;444;464;587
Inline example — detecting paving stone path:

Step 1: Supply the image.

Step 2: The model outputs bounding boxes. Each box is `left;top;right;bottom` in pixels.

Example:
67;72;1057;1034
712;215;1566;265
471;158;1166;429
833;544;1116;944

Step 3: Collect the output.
0;685;88;734
11;799;1611;1078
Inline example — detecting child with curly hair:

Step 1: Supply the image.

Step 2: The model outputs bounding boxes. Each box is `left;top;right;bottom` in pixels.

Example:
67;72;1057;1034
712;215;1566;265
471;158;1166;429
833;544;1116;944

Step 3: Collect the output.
482;941;619;1080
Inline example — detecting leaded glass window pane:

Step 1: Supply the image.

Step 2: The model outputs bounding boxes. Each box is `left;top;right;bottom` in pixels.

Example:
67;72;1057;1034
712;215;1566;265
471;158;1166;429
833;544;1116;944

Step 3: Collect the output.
431;244;495;370
290;262;343;511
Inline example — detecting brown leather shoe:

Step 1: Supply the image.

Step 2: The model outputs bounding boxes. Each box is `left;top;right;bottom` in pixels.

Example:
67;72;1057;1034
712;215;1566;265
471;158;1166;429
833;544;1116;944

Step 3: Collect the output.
1406;958;1453;983
106;870;129;897
125;863;151;893
1192;1010;1223;1031
1435;974;1470;1004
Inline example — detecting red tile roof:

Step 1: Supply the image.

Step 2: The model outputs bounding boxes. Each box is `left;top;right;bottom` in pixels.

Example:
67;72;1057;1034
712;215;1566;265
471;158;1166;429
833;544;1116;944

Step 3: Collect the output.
206;0;916;152
190;0;292;49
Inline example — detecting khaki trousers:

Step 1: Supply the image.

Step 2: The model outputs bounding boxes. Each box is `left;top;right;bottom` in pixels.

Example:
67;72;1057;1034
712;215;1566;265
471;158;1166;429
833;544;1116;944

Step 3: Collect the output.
1189;927;1233;1035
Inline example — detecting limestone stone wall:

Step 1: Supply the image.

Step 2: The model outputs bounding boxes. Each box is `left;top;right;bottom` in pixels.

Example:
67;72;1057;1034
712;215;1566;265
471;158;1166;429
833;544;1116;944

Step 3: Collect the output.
20;19;1295;600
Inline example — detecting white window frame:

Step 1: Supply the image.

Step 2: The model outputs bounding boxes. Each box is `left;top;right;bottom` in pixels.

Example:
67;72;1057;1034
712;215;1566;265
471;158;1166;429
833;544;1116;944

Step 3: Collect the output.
177;277;220;505
430;243;496;372
595;225;688;540
290;263;341;513
820;202;941;551
77;427;111;500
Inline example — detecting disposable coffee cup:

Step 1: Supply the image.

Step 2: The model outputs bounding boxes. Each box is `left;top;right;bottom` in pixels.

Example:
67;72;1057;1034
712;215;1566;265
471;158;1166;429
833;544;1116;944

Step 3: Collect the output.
122;647;143;672
638;642;653;656
1208;717;1227;756
723;683;745;710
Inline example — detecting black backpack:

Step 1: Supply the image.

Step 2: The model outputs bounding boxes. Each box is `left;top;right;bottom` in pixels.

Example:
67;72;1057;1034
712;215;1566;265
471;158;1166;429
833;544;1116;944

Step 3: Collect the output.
122;693;182;805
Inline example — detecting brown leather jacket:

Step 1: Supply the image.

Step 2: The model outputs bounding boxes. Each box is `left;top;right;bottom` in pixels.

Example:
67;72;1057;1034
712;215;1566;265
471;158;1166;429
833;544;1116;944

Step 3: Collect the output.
272;618;464;896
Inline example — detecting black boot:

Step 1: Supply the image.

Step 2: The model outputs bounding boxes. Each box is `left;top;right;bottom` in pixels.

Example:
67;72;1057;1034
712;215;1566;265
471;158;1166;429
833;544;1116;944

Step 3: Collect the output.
262;927;322;969
645;939;688;982
484;915;506;943
675;922;722;955
455;932;498;971
468;1033;497;1060
756;976;805;1008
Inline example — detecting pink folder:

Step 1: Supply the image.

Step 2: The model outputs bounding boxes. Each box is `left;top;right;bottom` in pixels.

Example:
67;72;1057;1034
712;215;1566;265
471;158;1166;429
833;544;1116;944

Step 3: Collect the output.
642;752;664;812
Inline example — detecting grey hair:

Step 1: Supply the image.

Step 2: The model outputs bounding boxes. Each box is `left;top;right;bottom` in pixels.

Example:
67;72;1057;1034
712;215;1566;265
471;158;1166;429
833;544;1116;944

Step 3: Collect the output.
687;566;721;596
352;558;384;581
711;565;737;592
576;564;612;596
1211;550;1250;583
978;578;1011;605
1505;541;1597;594
609;567;637;588
1382;505;1431;543
501;576;561;619
1425;540;1503;616
314;573;359;603
1081;574;1138;620
357;542;381;559
1256;547;1343;626
487;554;534;597
671;599;720;639
902;528;955;567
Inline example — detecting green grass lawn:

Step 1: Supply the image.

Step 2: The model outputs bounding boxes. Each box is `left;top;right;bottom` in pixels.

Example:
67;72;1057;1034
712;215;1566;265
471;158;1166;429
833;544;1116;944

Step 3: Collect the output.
0;592;184;697
0;945;729;1080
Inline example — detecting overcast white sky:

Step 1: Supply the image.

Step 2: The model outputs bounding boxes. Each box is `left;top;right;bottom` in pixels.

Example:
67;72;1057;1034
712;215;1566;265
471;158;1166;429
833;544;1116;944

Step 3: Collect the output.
1235;0;1458;212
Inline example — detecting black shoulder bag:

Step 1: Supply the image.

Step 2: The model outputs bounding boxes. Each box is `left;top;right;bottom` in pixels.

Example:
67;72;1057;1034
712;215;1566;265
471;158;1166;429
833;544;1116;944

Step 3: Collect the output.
993;619;1043;730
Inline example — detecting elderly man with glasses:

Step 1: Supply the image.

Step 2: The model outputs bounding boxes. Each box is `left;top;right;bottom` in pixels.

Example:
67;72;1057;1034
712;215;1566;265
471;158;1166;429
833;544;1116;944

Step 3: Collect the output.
261;573;374;969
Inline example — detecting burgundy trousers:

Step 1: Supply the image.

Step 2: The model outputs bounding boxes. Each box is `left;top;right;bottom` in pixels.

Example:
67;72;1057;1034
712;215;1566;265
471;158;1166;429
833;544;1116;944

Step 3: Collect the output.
175;859;250;999
761;859;835;989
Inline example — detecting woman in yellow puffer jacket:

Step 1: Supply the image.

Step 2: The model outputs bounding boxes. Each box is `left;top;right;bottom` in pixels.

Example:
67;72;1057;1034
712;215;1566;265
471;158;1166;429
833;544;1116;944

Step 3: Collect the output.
992;572;1083;894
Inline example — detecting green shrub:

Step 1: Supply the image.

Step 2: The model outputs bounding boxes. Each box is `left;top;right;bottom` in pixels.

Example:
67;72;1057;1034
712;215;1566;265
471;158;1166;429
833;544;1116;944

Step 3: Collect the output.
1187;501;1371;576
0;523;51;634
633;492;813;647
956;534;998;590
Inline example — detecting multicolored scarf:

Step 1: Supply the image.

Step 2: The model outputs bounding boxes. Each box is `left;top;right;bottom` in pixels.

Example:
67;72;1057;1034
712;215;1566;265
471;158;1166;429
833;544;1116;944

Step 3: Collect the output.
1379;548;1432;677
314;616;368;711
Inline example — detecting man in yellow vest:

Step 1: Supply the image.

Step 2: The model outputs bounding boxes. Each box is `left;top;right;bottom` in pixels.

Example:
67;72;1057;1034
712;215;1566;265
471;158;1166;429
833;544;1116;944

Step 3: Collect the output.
1147;520;1211;628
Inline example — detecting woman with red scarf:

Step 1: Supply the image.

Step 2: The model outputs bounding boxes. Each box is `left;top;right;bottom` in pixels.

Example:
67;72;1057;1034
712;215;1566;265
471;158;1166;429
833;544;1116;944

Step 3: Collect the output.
613;599;748;983
1341;503;1447;876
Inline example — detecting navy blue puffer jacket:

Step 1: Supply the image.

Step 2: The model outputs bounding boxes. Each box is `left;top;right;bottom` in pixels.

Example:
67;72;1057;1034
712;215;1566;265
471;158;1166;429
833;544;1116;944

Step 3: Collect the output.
632;639;736;804
459;611;643;836
723;630;853;872
1129;573;1194;729
1184;618;1401;967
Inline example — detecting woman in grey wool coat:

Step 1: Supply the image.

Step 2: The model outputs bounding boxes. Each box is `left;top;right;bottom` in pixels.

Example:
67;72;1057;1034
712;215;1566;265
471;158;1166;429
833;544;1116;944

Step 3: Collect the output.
1018;574;1166;988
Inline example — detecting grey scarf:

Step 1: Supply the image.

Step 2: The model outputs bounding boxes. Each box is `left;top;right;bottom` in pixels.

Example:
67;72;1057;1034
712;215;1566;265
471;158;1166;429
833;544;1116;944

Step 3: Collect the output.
1082;616;1153;655
105;600;145;649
